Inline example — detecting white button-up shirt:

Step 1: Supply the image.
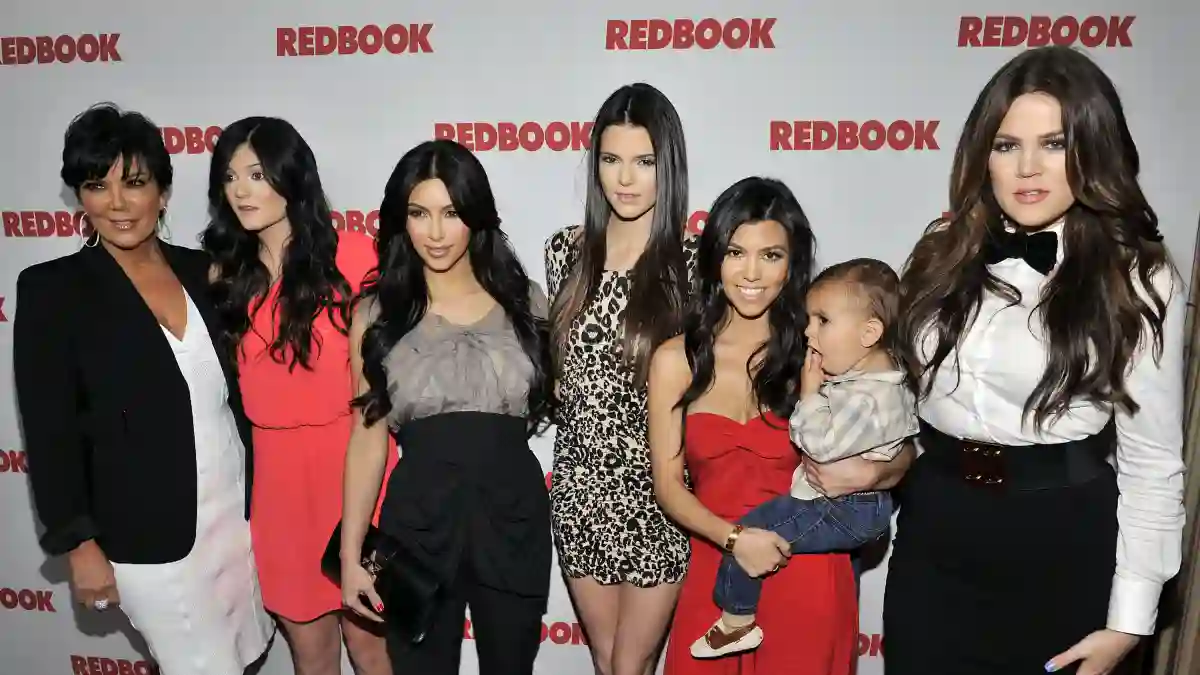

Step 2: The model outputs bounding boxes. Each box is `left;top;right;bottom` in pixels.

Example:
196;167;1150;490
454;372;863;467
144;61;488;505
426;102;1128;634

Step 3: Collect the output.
917;221;1187;635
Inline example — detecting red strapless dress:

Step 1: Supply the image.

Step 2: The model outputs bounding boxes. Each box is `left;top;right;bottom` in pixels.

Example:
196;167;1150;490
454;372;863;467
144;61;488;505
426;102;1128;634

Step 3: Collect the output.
663;412;858;675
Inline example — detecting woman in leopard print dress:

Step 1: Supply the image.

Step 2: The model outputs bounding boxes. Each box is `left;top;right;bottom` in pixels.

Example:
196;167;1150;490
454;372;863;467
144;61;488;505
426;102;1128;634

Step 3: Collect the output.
544;83;696;675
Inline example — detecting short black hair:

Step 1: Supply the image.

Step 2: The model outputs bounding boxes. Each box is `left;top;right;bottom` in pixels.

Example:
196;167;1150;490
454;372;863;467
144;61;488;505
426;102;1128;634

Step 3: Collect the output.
61;102;173;196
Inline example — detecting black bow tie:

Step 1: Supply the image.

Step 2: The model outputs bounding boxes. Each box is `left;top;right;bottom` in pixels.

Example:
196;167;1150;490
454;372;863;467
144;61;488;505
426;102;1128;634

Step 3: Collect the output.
983;229;1059;275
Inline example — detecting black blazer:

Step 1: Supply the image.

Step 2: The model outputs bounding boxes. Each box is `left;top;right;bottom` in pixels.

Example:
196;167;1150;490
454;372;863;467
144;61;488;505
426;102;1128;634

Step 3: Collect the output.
12;241;254;564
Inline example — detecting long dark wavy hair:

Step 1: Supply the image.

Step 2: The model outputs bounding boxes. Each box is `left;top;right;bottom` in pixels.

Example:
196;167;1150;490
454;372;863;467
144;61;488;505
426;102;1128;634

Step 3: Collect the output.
898;45;1171;427
549;83;690;386
201;116;352;371
676;177;817;423
351;140;553;435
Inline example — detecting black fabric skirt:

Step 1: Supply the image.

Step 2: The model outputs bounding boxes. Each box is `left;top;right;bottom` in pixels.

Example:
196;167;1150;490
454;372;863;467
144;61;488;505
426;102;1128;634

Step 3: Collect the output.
882;420;1118;675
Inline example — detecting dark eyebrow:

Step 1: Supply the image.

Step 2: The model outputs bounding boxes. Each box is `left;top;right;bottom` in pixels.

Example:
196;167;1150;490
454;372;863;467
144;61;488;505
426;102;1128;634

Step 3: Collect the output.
994;130;1065;142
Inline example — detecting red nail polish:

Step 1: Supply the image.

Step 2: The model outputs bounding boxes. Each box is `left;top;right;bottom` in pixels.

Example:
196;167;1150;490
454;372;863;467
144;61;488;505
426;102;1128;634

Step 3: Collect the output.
375;603;384;611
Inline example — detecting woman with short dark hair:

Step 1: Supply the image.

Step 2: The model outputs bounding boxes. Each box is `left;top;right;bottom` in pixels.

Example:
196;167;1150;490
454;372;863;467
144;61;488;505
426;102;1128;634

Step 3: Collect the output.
13;102;274;675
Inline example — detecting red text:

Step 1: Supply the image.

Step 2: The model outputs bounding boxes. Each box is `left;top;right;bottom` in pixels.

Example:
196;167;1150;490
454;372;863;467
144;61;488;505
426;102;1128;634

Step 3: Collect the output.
2;210;91;238
0;450;25;472
687;210;708;235
770;120;939;151
71;655;159;675
0;588;55;611
544;471;552;491
0;298;6;323
464;619;588;645
958;16;1134;48
332;210;380;237
606;18;775;50
434;122;593;152
277;24;433;56
0;34;121;65
858;632;884;657
160;126;222;155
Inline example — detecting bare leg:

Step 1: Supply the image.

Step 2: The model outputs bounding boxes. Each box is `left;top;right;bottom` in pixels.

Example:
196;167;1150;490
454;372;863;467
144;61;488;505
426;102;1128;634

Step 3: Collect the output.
341;611;391;675
278;614;341;675
566;576;622;675
611;582;681;675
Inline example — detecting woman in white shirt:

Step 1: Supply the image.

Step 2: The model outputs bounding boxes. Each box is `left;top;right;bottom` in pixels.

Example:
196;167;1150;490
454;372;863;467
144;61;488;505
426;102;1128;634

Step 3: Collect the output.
883;45;1186;675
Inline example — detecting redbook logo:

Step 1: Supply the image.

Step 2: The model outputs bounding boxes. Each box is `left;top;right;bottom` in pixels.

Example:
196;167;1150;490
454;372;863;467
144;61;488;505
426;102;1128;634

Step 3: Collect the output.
160;126;222;155
606;18;776;50
0;449;25;471
71;655;160;675
0;33;121;65
2;210;91;238
858;633;883;657
770;120;939;151
278;24;433;56
464;618;587;646
0;587;55;611
332;210;380;237
434;122;593;152
958;16;1134;48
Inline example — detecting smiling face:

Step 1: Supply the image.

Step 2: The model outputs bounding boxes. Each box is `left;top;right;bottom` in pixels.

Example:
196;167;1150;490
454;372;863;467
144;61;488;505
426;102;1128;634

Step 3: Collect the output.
406;178;471;274
597;124;657;221
77;156;168;250
988;92;1076;229
720;219;790;320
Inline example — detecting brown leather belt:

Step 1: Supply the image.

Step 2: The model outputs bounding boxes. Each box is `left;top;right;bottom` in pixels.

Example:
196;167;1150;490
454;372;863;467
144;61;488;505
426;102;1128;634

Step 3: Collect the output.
917;419;1114;491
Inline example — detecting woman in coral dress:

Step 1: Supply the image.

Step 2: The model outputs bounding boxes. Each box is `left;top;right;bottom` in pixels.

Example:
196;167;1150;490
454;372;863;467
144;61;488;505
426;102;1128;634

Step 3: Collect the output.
203;117;395;675
649;177;909;674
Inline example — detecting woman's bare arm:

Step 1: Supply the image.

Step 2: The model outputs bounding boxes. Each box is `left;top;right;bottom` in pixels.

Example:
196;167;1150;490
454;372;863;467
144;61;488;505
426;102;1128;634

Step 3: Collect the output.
647;338;738;548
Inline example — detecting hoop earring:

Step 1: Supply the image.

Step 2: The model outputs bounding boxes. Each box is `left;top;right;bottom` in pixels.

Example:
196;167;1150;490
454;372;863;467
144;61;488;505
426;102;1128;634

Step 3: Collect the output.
80;215;99;248
158;209;173;242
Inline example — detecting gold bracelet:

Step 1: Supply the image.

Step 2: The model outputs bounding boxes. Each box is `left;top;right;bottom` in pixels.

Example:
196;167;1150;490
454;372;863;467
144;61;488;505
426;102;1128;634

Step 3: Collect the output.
724;524;744;553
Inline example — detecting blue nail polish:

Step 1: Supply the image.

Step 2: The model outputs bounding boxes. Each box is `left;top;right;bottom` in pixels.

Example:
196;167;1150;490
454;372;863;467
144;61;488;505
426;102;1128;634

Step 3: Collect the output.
1044;661;1057;672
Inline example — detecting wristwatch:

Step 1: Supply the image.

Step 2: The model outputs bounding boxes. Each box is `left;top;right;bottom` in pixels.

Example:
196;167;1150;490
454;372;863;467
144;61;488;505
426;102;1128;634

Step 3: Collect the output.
724;524;744;553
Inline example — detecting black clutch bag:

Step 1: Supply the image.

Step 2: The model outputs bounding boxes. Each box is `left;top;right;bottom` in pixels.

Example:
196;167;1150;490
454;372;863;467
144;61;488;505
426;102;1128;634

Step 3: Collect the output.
321;522;442;643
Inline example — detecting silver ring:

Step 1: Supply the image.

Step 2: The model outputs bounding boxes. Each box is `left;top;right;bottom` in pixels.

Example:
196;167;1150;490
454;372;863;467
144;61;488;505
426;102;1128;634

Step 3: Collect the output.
93;598;109;611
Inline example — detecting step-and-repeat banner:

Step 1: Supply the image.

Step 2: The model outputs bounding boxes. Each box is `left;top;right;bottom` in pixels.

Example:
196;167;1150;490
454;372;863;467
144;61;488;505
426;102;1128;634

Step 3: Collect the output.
2;1;1198;673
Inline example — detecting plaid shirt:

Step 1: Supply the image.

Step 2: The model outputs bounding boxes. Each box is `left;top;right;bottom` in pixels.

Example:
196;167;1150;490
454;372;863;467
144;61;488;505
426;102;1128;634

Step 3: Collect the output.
788;369;918;500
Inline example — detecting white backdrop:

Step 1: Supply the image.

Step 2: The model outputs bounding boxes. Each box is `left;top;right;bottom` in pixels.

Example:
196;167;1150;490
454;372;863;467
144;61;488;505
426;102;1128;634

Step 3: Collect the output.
2;1;1199;673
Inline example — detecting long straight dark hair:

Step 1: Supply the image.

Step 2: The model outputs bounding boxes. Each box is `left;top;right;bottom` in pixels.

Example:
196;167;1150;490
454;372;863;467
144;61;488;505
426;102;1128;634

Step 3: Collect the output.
548;83;690;386
676;177;816;421
201;116;351;370
898;45;1170;427
351;140;553;435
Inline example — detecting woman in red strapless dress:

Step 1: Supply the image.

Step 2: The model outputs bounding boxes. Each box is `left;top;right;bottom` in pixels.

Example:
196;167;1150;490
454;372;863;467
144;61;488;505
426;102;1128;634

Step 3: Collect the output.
648;177;901;675
664;412;858;674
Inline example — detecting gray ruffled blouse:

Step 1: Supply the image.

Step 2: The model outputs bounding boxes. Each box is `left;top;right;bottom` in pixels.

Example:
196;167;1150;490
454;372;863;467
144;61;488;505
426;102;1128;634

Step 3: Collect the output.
365;285;547;430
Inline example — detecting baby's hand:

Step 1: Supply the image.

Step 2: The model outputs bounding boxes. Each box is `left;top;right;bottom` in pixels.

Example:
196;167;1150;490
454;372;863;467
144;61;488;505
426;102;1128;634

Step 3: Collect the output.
800;348;824;397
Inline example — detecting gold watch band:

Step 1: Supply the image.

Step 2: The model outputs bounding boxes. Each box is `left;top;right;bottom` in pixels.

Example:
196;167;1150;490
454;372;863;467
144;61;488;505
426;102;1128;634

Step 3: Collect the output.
724;524;744;553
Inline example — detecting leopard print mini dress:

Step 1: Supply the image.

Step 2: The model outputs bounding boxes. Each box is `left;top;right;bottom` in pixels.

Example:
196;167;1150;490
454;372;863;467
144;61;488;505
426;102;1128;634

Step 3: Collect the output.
543;225;697;587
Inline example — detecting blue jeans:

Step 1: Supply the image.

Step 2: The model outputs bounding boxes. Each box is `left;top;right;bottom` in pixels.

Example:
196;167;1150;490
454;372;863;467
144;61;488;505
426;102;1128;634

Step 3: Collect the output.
714;491;893;615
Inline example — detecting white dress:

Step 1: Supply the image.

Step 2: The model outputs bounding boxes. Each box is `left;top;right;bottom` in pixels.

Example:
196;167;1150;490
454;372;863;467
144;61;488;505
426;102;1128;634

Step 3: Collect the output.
110;290;275;675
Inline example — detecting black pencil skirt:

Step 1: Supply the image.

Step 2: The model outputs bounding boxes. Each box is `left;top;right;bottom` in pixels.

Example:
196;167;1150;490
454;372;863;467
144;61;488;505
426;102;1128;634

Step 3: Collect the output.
882;421;1118;675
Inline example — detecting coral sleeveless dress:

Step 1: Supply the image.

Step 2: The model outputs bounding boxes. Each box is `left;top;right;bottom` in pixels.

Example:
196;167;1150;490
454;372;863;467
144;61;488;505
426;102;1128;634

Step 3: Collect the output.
238;230;396;621
664;412;858;675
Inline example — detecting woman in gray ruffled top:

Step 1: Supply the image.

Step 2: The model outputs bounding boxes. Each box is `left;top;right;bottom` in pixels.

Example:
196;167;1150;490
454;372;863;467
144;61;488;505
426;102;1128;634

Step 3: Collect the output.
338;139;555;675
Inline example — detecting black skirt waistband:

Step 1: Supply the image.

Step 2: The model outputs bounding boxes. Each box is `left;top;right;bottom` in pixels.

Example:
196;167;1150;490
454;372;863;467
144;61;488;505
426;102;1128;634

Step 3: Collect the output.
917;419;1114;491
393;411;531;467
